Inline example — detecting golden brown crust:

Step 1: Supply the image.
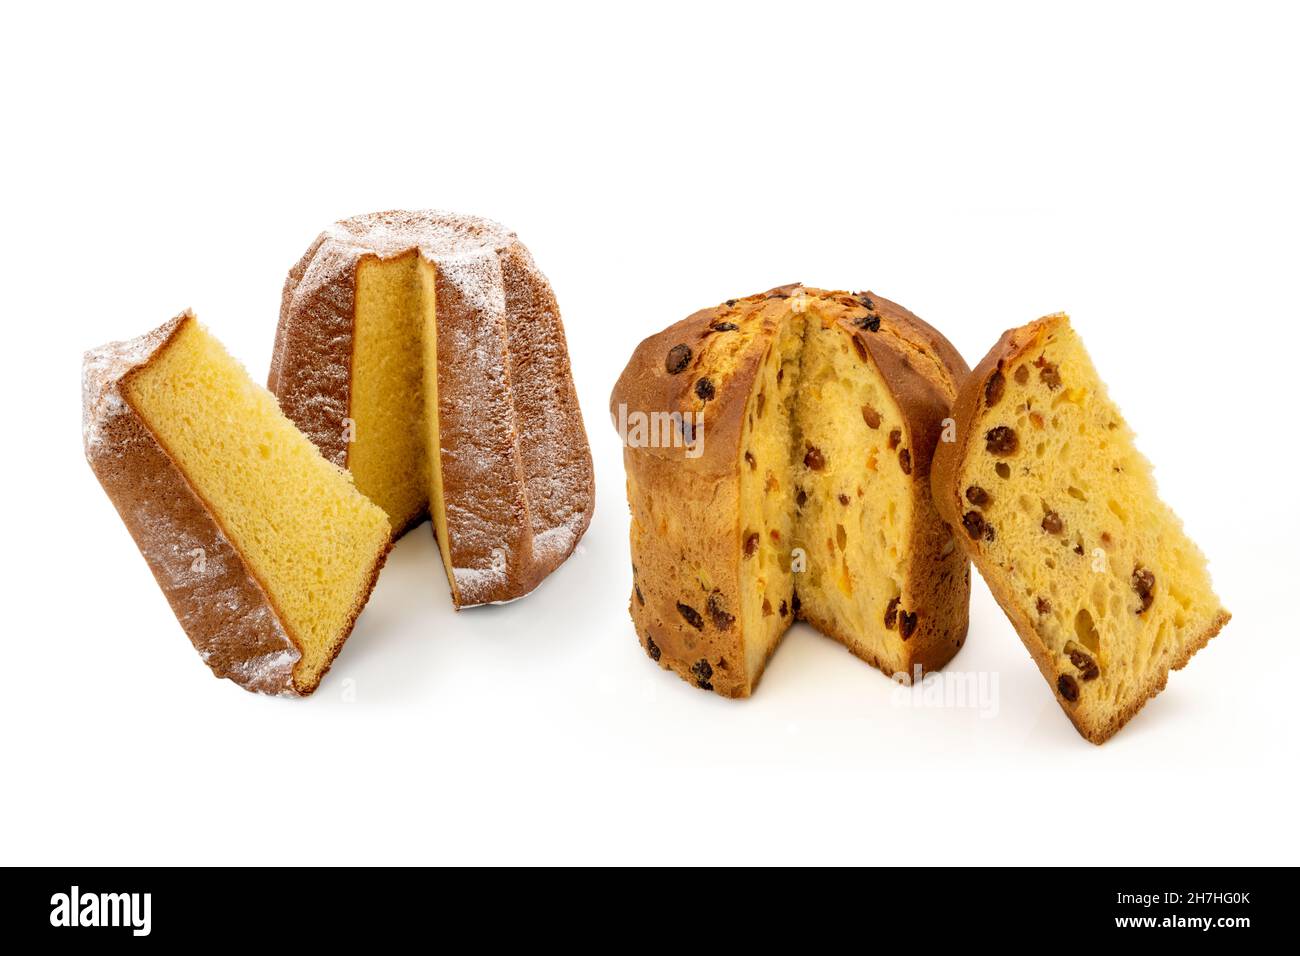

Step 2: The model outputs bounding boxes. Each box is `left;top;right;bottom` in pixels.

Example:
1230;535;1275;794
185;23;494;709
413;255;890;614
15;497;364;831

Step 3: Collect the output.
269;210;594;608
862;291;970;403
612;285;971;696
623;450;751;697
931;315;1229;743
613;286;799;696
83;312;389;696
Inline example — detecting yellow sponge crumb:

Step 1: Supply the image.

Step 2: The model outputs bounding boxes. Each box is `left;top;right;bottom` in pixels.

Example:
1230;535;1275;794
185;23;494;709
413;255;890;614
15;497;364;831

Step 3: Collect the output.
124;318;392;692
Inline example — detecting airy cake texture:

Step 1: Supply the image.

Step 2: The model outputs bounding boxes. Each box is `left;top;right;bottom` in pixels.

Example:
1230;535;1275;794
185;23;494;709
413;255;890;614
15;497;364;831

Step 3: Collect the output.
611;285;971;696
932;314;1230;742
348;252;436;534
269;210;594;607
83;313;392;695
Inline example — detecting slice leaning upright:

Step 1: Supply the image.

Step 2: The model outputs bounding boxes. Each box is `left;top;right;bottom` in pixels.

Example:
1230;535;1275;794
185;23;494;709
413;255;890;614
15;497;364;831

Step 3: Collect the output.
931;314;1229;743
84;312;392;696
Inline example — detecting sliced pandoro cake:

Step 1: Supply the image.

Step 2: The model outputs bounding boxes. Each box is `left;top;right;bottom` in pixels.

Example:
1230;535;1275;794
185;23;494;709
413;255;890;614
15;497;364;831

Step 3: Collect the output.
932;314;1229;742
83;312;392;696
269;210;595;608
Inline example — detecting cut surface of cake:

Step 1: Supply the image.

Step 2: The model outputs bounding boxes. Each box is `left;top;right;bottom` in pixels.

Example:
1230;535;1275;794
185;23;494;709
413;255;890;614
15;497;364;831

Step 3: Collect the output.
83;312;392;696
269;210;594;608
610;285;971;697
931;314;1230;742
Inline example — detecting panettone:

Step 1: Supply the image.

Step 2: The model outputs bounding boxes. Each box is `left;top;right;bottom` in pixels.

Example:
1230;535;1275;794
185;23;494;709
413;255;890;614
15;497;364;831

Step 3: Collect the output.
611;285;971;696
931;314;1230;742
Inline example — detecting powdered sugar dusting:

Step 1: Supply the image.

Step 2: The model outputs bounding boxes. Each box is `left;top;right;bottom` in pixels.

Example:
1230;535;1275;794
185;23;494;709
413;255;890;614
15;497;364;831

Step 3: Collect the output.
437;250;509;319
531;521;580;564
82;313;187;453
324;209;517;262
225;648;300;696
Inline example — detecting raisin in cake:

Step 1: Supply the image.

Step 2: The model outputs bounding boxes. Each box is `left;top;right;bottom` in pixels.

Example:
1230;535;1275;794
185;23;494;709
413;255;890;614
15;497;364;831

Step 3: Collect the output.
611;284;971;696
83;312;392;696
269;210;594;607
931;314;1230;743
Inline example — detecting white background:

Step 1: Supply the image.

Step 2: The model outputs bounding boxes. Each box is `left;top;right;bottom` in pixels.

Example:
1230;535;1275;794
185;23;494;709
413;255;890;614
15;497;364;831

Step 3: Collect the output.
3;1;1296;865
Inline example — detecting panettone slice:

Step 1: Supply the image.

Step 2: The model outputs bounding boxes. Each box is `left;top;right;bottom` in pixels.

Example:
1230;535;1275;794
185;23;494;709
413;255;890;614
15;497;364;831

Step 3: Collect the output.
931;314;1230;743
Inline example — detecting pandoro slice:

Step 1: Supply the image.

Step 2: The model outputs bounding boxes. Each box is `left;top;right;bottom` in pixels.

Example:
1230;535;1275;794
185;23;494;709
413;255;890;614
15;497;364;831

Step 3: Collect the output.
83;312;392;696
932;314;1229;742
